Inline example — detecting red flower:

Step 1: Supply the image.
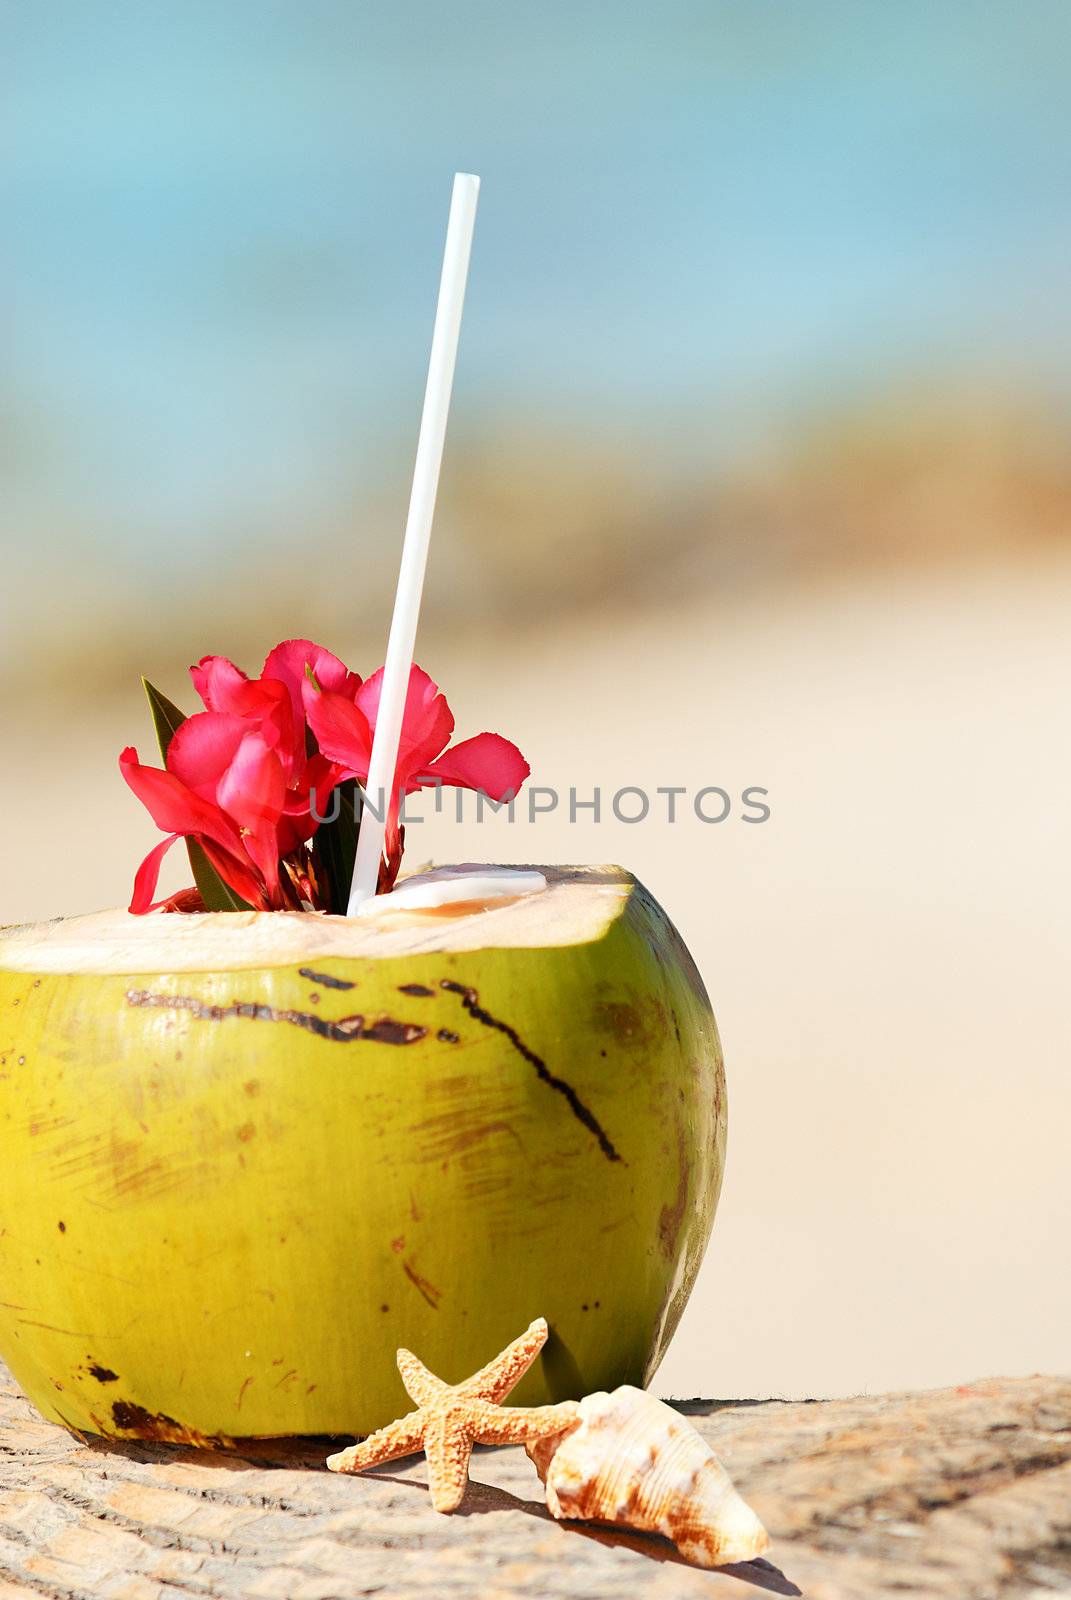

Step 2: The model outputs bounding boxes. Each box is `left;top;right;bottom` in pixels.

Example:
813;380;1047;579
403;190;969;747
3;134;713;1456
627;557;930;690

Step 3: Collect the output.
122;643;529;913
306;663;530;862
122;640;356;913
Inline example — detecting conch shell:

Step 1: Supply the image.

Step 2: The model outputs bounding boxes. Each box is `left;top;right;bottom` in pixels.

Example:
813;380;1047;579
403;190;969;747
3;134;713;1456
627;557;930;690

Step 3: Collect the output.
527;1385;769;1568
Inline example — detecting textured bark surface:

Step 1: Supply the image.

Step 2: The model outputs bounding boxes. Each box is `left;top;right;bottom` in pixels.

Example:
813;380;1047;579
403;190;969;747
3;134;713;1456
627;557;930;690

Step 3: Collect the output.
0;1365;1067;1599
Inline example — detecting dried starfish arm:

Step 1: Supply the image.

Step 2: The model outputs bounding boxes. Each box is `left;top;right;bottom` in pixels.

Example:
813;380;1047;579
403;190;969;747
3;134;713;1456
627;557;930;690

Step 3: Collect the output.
423;1409;479;1513
472;1400;581;1446
458;1316;549;1402
326;1409;426;1473
397;1348;450;1406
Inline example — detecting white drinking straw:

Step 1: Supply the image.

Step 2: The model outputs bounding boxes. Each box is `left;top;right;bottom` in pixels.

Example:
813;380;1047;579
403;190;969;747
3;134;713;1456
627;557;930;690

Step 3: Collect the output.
346;172;480;914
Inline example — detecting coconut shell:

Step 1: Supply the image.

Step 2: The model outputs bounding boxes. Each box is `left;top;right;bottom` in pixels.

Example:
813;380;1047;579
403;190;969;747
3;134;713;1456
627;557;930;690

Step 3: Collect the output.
0;867;727;1441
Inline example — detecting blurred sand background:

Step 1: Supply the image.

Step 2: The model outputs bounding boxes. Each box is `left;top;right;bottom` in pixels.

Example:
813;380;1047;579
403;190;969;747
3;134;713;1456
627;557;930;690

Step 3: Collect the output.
3;2;1070;1399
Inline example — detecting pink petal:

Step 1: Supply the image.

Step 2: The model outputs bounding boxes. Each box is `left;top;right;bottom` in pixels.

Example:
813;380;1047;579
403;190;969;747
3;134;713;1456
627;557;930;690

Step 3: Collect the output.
276;815;308;856
356;664;454;786
263;638;360;716
189;655;255;715
119;747;244;857
302;752;344;807
187;665;299;780
167;713;247;801
275;756;344;853
423;733;530;800
215;733;288;898
128;832;182;914
216;732;286;823
266;640;361;785
305;690;374;778
255;681;302;782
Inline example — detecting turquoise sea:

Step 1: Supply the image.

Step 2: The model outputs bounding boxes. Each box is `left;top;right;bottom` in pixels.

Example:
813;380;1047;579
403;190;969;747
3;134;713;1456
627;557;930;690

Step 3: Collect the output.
5;1;1071;579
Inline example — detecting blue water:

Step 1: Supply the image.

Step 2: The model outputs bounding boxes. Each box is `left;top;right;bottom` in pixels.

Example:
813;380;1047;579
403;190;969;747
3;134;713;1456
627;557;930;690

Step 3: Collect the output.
5;0;1071;564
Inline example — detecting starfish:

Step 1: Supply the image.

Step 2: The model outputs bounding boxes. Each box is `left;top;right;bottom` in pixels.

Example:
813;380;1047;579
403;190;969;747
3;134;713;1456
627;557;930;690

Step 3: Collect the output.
326;1317;580;1512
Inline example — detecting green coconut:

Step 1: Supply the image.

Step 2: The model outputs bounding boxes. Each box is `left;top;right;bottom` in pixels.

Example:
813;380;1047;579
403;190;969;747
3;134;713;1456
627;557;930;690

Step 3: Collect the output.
0;865;725;1443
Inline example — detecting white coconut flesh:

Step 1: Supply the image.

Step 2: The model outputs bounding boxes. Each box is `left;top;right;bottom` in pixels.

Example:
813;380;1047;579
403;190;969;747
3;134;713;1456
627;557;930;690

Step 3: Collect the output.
355;864;547;914
0;864;635;974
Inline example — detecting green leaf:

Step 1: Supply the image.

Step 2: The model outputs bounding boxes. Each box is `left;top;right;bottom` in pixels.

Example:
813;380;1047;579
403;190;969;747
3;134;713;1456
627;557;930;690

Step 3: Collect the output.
140;677;254;913
313;779;361;915
142;678;187;760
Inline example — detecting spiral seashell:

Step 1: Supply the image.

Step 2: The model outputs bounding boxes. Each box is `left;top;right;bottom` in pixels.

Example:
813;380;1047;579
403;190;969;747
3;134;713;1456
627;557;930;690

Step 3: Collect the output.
527;1385;769;1568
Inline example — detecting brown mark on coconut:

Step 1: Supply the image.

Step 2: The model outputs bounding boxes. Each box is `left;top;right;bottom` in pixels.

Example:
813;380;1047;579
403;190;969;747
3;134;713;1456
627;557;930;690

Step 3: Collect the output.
658;1116;691;1262
15;1316;92;1337
297;967;356;990
594;999;655;1050
402;1260;442;1309
110;1398;233;1448
410;1112;522;1162
438;980;622;1164
125;991;426;1046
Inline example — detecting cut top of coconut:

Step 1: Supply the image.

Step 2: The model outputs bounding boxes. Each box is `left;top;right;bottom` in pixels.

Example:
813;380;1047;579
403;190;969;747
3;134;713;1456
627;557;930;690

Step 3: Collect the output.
0;865;634;975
